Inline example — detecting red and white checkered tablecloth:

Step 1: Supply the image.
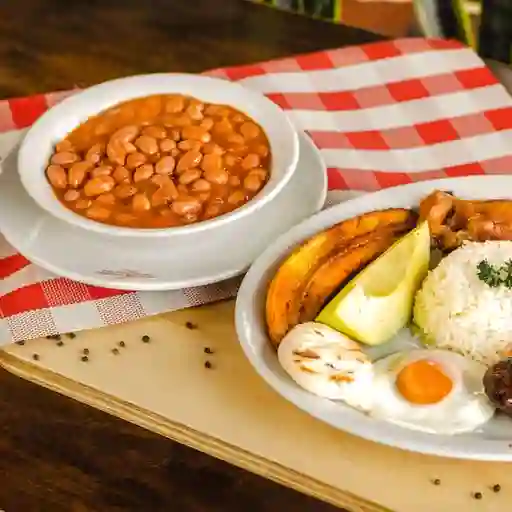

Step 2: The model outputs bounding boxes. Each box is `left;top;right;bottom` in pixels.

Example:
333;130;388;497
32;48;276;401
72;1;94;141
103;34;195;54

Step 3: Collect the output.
1;38;512;344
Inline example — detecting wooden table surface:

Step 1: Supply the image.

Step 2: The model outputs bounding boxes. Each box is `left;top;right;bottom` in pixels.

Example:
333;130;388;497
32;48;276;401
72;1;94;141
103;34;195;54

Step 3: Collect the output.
0;1;379;511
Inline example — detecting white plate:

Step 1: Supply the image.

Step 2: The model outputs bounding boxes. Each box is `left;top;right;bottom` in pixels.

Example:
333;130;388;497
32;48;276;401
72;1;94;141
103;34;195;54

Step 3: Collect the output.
0;132;326;290
235;175;512;461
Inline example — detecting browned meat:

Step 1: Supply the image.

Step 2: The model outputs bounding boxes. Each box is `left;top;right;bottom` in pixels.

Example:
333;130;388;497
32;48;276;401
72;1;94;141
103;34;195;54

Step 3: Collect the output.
419;190;455;236
483;360;512;416
419;190;512;251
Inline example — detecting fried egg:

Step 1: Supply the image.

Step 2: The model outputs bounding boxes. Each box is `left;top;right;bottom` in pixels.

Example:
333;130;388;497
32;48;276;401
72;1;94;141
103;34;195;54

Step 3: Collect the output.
370;349;495;434
277;322;374;411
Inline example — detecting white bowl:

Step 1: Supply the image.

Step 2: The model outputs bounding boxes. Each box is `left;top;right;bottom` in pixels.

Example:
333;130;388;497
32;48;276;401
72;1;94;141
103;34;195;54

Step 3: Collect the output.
18;73;299;238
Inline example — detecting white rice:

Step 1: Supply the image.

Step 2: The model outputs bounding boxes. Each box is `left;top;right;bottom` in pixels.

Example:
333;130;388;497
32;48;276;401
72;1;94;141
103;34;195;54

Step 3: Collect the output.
413;240;512;366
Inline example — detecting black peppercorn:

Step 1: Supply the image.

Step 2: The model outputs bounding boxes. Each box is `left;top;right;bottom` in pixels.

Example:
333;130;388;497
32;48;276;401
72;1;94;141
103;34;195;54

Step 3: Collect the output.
493;484;501;493
473;492;482;500
15;340;25;346
432;479;441;486
66;332;76;339
32;353;40;361
185;321;198;330
142;335;150;343
112;348;120;355
204;361;212;369
81;355;89;362
204;347;214;354
57;341;64;347
83;348;90;355
118;341;126;347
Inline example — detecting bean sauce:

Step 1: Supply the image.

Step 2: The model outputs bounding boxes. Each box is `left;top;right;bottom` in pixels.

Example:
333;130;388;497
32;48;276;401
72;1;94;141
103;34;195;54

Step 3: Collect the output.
45;94;271;228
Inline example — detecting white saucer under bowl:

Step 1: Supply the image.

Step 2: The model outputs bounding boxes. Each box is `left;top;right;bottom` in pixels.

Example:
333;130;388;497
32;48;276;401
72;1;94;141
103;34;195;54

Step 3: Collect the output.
0;132;326;291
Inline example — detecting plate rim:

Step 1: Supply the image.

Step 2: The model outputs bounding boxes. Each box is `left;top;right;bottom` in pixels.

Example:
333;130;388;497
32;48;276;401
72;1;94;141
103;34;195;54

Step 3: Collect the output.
235;175;512;461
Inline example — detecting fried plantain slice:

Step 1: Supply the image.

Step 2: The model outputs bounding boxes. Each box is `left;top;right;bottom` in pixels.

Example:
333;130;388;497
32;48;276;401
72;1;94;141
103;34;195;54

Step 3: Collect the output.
265;208;416;347
298;225;412;324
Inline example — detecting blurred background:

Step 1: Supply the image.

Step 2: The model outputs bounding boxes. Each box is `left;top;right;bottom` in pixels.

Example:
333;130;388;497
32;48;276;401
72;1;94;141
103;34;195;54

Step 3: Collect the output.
251;0;482;45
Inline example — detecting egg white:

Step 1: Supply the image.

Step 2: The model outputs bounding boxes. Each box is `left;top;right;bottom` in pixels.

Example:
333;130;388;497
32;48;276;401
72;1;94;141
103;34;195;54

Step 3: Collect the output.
370;349;495;435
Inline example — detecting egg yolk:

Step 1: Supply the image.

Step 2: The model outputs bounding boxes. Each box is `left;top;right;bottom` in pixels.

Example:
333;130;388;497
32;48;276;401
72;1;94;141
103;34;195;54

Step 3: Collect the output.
395;359;453;405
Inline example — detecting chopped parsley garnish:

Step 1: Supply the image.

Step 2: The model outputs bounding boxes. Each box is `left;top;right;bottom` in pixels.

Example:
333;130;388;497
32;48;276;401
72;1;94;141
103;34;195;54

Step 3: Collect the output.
477;259;512;289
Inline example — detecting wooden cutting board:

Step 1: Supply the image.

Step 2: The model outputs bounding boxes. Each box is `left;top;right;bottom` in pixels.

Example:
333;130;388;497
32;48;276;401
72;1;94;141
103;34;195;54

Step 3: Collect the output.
0;300;510;512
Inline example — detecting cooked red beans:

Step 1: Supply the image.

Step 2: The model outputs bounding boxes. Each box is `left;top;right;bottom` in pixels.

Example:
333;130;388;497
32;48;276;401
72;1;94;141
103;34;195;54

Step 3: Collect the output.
45;94;271;228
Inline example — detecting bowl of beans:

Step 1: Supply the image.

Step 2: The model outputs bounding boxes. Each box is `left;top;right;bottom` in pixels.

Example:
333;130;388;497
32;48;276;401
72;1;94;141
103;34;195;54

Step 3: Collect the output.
18;73;299;237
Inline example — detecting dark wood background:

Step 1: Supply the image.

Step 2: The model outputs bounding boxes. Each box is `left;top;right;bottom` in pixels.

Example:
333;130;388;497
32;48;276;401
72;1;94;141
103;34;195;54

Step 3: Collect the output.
0;1;379;510
0;373;339;512
0;0;377;99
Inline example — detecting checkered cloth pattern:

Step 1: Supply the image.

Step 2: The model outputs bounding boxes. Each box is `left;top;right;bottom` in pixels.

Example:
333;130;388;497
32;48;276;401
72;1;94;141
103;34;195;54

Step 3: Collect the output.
1;38;512;344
